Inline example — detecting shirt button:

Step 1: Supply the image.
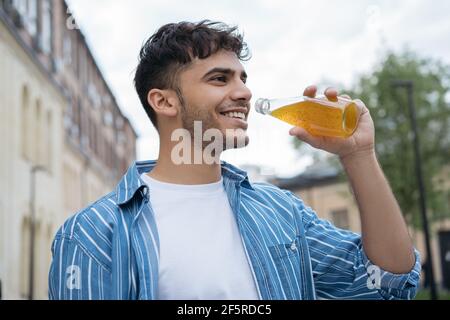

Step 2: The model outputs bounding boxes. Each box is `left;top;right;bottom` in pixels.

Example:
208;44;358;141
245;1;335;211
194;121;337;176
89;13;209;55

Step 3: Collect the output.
290;242;297;251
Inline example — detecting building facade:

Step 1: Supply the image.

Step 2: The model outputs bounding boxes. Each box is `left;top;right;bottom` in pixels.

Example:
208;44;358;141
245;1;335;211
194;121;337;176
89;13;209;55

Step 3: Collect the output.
0;0;137;299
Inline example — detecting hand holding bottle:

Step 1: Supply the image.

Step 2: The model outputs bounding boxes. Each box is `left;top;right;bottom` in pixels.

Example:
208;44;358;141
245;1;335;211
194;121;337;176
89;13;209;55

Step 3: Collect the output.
289;86;375;160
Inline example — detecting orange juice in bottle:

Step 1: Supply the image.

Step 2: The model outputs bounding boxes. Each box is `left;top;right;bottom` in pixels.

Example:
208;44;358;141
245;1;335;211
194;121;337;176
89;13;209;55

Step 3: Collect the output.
254;95;361;138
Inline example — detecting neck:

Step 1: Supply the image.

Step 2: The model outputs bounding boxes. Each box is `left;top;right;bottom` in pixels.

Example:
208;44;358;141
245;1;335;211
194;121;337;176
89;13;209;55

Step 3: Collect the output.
148;141;222;185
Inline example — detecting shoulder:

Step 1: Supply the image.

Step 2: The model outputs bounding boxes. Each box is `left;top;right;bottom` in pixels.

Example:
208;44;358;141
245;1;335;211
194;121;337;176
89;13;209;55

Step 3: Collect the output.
56;192;120;240
52;192;125;268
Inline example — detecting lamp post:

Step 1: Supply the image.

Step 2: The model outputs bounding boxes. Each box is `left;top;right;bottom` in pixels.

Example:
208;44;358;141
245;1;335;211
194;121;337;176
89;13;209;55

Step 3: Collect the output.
391;80;438;300
28;165;46;300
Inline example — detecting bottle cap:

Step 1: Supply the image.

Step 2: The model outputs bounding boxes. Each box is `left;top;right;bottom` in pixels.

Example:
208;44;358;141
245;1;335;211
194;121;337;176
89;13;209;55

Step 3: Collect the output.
254;98;270;114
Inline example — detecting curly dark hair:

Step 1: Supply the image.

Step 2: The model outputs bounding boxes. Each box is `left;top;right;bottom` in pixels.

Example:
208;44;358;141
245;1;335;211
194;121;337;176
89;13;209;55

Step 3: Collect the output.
134;20;251;129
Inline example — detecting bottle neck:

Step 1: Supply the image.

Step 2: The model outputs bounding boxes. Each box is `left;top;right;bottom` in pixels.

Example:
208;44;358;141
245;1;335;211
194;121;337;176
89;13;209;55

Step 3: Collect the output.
255;98;271;115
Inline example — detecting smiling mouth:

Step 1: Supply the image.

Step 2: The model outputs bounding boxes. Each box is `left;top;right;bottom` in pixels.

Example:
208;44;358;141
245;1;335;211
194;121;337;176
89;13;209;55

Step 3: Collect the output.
219;111;247;120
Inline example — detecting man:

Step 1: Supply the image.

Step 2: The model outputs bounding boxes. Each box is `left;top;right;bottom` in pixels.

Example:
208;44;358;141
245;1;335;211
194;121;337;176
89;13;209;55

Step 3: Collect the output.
49;20;420;300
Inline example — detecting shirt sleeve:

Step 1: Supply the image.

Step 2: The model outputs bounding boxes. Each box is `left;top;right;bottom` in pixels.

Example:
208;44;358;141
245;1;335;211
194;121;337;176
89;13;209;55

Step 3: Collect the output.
285;190;421;300
48;234;112;300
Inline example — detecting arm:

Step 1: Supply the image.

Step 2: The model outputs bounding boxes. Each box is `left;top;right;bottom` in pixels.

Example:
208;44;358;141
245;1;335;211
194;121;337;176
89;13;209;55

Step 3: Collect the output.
285;190;421;300
289;85;416;274
340;150;415;273
49;234;112;300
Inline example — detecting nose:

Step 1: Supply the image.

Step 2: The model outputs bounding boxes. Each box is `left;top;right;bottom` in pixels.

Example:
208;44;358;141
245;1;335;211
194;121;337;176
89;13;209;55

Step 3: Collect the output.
230;80;252;103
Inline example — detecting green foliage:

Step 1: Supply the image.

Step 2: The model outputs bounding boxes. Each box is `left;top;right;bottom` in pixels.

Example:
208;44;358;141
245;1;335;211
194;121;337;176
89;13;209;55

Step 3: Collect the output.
414;289;450;300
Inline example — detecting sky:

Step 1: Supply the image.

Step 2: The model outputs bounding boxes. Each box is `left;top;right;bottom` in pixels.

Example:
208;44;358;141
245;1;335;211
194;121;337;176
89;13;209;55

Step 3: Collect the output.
66;0;450;178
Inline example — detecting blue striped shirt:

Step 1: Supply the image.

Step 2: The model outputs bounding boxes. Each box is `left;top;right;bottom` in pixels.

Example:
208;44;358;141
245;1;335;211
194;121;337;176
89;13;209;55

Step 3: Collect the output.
49;160;421;300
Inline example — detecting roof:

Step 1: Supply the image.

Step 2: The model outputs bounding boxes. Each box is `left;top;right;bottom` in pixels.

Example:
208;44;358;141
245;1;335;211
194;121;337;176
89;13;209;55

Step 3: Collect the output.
271;162;341;190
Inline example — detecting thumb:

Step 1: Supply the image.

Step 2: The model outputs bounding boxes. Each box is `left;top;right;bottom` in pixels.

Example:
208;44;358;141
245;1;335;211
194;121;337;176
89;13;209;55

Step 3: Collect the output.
289;126;309;140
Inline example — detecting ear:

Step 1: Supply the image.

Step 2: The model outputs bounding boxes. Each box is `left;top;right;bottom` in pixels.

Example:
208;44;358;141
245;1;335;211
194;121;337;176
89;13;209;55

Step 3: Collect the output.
147;88;179;118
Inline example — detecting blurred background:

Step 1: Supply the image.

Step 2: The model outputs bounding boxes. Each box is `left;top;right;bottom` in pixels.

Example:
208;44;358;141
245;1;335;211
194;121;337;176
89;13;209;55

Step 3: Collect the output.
0;0;448;300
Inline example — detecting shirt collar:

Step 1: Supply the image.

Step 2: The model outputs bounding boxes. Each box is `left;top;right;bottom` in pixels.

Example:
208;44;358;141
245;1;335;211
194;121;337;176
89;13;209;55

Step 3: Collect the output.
115;160;254;205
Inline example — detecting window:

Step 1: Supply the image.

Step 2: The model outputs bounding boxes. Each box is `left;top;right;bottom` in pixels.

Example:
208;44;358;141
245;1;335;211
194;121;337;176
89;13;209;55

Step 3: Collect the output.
89;118;97;153
103;110;113;126
34;99;42;165
80;111;89;151
74;38;80;78
11;0;37;34
21;85;30;160
106;141;113;169
12;0;26;16
24;0;37;36
71;99;81;139
330;209;350;230
88;83;101;108
78;49;88;83
116;116;124;129
63;35;72;65
46;110;52;170
19;216;30;298
77;48;83;80
34;218;44;298
39;0;52;54
96;126;103;159
102;95;111;107
117;132;126;145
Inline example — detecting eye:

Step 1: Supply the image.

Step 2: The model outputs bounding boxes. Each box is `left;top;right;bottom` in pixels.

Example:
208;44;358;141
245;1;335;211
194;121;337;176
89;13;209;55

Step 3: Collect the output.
210;75;227;83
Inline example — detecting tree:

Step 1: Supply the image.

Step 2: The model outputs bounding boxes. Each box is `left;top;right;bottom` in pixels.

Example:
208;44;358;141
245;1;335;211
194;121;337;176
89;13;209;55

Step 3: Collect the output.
293;50;450;229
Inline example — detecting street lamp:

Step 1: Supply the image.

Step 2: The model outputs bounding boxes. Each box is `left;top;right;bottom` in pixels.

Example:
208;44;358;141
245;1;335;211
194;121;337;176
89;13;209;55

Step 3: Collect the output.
28;165;46;300
391;80;438;300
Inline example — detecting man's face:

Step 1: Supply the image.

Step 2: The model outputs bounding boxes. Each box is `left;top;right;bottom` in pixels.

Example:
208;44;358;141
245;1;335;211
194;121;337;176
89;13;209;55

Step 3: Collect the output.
176;50;252;150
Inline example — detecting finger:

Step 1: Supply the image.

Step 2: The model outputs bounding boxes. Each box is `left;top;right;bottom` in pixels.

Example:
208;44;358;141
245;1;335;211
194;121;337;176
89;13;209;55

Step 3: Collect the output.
340;94;352;100
325;87;338;101
354;98;369;114
289;127;321;148
303;85;317;98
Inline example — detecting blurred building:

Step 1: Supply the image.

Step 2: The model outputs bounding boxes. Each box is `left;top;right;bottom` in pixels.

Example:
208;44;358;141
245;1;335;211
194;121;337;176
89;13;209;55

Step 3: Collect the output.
0;0;137;299
238;164;276;183
272;162;450;291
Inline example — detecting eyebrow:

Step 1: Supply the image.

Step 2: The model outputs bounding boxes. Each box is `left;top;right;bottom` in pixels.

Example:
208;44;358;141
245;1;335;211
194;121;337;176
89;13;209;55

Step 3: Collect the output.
202;67;248;81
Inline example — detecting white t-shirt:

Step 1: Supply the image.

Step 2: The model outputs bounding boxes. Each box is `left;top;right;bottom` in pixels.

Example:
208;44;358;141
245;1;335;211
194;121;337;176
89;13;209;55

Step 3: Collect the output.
141;173;259;300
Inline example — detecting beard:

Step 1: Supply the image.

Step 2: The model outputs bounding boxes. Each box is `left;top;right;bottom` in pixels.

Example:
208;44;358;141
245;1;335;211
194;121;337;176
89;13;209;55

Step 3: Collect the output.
179;98;249;152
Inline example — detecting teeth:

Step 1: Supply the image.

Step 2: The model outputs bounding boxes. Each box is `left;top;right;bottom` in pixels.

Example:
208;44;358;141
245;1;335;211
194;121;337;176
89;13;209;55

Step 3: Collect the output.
223;112;245;120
